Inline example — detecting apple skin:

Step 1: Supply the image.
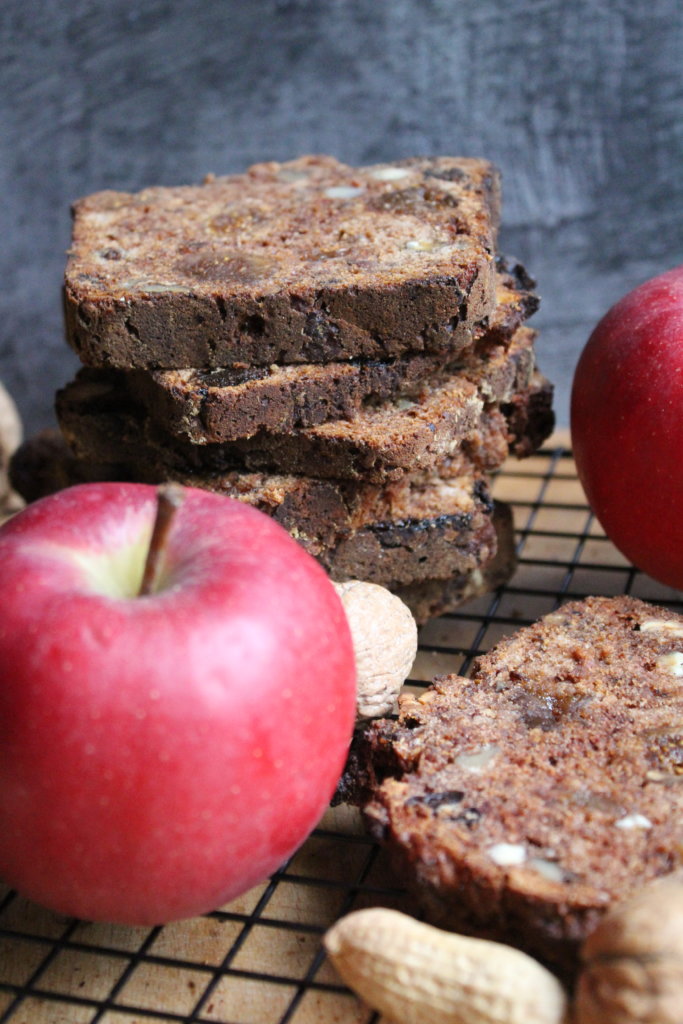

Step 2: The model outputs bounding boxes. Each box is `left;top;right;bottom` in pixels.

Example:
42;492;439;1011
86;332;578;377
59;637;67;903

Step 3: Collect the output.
0;482;356;925
571;264;683;587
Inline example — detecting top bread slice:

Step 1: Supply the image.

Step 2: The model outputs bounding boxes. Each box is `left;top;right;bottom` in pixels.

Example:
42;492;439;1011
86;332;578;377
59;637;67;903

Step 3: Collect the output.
64;155;500;369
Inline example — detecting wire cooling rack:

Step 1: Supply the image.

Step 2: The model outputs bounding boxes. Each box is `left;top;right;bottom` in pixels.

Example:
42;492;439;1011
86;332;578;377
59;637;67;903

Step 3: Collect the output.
2;431;682;1024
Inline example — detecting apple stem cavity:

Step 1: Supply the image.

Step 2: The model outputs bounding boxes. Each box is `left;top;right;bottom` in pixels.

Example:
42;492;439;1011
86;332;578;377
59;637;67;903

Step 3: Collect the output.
139;483;186;596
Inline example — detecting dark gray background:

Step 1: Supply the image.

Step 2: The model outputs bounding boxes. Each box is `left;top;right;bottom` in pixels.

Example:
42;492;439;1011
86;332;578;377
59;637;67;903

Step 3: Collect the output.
2;0;682;433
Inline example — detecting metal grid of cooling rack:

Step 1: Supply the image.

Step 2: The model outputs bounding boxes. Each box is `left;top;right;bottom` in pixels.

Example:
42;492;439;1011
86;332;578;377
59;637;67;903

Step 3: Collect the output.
2;432;682;1024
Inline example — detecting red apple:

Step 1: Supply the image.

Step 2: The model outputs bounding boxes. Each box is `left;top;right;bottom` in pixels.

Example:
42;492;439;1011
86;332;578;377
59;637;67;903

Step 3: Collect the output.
571;264;683;587
0;482;356;924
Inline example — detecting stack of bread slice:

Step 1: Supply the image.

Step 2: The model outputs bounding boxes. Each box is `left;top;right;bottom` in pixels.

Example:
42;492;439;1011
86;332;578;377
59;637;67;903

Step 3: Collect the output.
20;156;554;621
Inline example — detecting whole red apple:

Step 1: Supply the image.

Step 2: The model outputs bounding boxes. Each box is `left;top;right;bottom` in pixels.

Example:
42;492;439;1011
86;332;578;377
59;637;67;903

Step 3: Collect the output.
571;264;683;587
0;482;356;924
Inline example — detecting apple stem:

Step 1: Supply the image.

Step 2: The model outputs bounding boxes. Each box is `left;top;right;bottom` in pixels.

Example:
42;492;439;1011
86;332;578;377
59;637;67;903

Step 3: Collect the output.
139;483;186;597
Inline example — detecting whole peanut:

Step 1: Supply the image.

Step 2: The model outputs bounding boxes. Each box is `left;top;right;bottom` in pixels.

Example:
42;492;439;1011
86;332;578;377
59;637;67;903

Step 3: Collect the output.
324;907;568;1024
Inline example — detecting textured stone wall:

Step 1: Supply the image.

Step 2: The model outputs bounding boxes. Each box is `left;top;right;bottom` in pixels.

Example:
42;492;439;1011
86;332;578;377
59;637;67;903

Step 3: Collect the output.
2;0;682;430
